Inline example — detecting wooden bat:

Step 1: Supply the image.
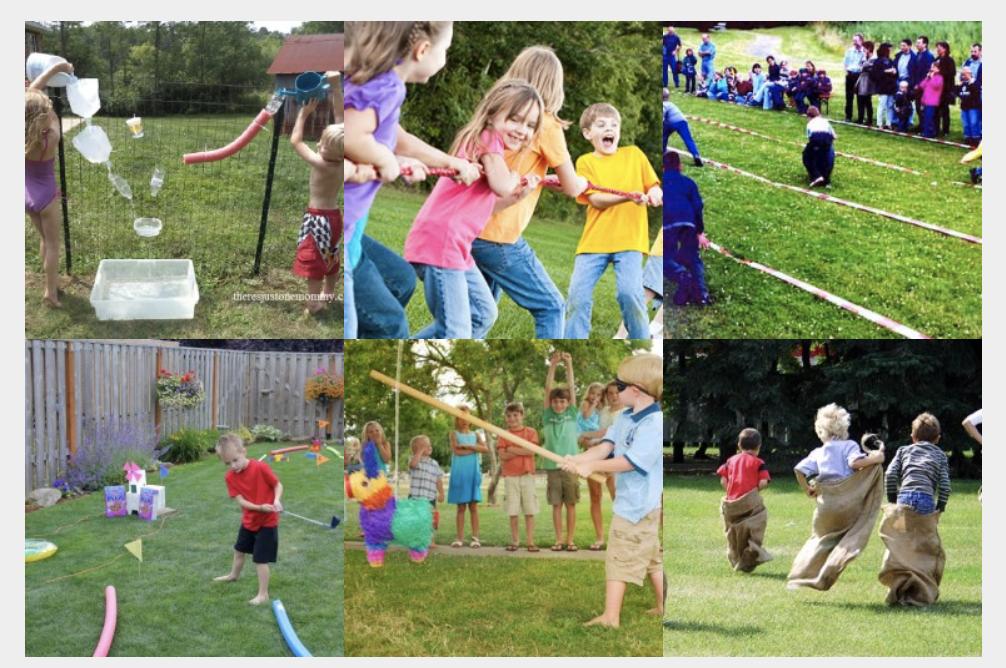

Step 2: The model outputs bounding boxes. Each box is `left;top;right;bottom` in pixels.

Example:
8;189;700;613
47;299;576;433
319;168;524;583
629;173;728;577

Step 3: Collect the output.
369;370;608;484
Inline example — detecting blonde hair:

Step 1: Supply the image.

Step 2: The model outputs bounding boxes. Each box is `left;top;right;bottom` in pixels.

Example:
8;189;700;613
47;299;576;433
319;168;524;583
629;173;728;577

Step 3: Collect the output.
579;103;621;131
580;382;607;413
815;403;851;442
321;124;344;160
216;433;245;454
364;421;389;447
449;79;543;162
25;90;54;157
500;46;569;129
410;435;431;454
617;354;662;400
346;21;452;85
454;405;473;430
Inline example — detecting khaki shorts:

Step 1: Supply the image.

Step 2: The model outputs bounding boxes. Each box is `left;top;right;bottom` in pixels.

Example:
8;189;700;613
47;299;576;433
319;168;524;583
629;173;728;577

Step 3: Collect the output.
546;469;580;506
606;508;662;586
504;474;540;517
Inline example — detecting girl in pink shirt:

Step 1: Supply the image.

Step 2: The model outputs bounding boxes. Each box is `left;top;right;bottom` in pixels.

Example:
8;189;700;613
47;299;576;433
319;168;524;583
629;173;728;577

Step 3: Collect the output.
404;80;544;338
918;64;944;138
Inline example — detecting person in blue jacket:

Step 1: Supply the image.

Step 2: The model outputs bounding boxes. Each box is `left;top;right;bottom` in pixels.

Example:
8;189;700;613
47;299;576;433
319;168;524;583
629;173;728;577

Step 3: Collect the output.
663;151;709;306
663;89;703;167
911;36;935;131
664;26;682;88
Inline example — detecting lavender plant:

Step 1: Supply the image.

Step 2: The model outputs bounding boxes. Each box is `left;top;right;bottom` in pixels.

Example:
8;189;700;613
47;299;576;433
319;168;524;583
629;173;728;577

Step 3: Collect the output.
66;417;163;491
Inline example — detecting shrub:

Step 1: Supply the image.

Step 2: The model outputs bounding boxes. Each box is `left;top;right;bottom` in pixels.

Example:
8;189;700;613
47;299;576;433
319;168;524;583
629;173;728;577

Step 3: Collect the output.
67;418;162;491
251;424;283;442
235;424;255;446
161;428;209;464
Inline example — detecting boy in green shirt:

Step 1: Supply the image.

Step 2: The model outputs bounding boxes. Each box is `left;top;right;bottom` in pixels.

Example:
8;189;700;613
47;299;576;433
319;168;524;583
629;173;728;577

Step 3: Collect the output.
543;352;580;550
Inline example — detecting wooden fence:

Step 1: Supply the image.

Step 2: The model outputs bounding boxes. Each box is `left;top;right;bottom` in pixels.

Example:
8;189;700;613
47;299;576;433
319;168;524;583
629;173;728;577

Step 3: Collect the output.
25;341;344;494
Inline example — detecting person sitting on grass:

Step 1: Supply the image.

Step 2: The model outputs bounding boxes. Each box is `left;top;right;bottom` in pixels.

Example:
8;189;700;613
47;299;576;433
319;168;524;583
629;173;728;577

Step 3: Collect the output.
803;107;837;189
664;151;710;307
561;353;664;628
214;433;283;605
290;94;343;315
408;435;444;549
497;402;541;552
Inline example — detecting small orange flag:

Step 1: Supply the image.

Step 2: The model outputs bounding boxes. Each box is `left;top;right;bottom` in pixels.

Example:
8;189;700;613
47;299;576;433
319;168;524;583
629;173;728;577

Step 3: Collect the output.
316;455;330;467
317;420;330;428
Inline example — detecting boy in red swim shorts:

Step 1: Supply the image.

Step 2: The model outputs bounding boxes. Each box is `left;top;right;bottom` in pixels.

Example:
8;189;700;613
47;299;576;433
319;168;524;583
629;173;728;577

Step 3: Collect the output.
291;85;344;315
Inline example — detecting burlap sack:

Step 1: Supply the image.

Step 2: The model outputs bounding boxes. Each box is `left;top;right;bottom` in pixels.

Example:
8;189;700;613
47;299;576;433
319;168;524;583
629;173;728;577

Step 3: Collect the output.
787;465;883;591
878;504;945;606
721;489;773;572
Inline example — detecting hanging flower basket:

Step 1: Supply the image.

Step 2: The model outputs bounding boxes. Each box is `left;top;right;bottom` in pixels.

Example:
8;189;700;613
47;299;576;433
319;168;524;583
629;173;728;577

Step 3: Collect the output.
305;368;343;407
157;369;206;410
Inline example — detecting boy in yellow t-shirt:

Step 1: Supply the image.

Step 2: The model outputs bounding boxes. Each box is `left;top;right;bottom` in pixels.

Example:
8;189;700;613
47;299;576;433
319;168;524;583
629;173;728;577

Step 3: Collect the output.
564;104;663;339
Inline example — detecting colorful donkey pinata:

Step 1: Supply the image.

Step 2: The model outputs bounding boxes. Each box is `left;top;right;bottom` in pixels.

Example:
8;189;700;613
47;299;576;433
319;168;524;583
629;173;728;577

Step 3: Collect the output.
347;440;433;567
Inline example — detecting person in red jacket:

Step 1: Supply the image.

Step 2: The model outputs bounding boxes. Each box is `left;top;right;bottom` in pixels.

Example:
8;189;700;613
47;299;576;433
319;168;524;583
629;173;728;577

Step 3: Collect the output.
213;433;283;605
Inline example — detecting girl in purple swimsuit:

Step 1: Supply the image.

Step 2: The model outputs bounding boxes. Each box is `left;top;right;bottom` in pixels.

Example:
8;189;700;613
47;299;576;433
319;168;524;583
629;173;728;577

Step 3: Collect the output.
25;60;73;309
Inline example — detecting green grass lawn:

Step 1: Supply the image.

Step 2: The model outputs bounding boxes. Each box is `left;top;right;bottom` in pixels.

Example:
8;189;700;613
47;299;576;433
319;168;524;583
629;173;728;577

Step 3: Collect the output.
25;443;343;657
26;113;343;338
665;28;981;339
365;187;661;339
663;476;981;657
344;472;617;549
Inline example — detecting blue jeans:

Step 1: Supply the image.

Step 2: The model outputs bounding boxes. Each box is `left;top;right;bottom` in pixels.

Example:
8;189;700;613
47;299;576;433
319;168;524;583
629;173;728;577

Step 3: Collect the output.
413;264;498;339
471;237;564;338
961;108;982;139
345;262;356;338
922;106;937;138
665;223;706;293
668;55;680;87
354;235;415;339
897;491;936;516
664;120;700;158
701;59;715;82
564;252;647;339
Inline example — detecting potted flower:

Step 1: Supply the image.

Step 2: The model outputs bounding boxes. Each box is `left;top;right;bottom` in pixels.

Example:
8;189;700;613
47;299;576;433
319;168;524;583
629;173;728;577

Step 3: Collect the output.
305;367;343;407
157;369;206;410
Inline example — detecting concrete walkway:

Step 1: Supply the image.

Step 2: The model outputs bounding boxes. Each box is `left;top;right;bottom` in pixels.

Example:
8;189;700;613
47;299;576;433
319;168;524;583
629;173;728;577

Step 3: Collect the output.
345;541;607;561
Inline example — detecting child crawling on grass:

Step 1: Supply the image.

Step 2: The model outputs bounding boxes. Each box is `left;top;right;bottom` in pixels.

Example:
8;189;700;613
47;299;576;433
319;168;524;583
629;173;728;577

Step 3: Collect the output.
214;434;283;605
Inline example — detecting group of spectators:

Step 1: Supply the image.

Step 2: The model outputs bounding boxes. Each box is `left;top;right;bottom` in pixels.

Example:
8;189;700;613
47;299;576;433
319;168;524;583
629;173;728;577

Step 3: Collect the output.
663;26;983;146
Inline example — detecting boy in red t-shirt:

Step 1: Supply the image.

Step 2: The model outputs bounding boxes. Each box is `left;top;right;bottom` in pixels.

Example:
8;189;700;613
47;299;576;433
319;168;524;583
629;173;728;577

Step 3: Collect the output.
497;402;541;552
213;434;284;604
716;428;773;572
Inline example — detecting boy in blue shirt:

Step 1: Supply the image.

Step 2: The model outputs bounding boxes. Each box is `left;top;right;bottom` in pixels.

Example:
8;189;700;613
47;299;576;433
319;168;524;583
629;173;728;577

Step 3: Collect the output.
562;353;663;628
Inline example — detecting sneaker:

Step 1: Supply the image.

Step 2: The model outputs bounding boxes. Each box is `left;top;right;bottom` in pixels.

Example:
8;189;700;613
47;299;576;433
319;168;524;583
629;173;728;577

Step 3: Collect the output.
689;280;712;306
693;157;704;168
809;176;825;188
970;168;980;185
673;274;692;306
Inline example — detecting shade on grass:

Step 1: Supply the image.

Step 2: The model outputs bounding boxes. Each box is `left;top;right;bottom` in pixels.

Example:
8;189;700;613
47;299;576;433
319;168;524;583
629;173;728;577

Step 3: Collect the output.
664;28;981;339
663;477;981;657
25;443;343;657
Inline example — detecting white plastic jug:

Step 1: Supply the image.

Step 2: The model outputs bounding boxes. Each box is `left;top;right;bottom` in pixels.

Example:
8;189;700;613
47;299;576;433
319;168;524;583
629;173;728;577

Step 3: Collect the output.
72;124;112;164
25;53;76;87
66;78;100;118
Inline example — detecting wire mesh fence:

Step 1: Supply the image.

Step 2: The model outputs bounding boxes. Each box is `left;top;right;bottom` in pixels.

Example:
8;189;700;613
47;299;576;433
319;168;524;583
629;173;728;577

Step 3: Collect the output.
27;82;339;279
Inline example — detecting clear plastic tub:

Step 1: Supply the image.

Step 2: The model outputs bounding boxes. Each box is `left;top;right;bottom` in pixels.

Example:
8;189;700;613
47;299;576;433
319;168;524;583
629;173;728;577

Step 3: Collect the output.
90;260;200;320
133;218;162;237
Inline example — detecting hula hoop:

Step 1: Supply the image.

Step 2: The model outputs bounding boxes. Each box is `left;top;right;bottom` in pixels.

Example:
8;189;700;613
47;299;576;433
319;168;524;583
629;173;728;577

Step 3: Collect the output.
273;600;313;657
25;539;58;563
92;586;117;657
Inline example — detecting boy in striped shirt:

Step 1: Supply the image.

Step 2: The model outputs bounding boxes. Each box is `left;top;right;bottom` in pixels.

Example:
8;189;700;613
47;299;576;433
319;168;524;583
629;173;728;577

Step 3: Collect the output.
885;413;951;515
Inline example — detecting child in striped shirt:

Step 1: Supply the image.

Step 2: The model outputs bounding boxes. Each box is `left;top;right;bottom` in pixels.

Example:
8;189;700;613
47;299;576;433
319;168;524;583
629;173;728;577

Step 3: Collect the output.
885;413;951;515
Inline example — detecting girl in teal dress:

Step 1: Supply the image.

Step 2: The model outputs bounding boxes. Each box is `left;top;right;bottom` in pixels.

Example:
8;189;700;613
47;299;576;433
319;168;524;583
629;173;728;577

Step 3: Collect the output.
448;406;489;547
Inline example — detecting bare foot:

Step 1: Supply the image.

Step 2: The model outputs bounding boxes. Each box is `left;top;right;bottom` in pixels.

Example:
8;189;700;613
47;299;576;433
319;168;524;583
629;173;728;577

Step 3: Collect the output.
249;594;270;605
584;614;619;628
44;295;61;309
213;574;239;582
304;303;324;316
646;607;664;616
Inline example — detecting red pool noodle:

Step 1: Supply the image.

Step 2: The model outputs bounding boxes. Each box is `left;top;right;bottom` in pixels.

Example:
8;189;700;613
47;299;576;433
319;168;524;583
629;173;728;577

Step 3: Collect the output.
92;586;117;657
183;109;273;165
269;445;311;455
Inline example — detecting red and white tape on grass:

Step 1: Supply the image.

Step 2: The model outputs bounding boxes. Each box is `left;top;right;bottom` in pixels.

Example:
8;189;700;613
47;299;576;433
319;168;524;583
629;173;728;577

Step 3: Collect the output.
670;89;971;149
951;181;982;190
707;241;932;339
667;148;982;246
685;115;923;175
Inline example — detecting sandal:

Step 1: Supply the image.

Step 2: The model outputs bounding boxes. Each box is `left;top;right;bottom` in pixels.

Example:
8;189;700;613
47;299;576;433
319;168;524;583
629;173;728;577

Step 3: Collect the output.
551;543;565;552
527;545;540;552
470;537;481;549
506;544;519;552
589;542;604;551
451;540;463;548
566;543;579;552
